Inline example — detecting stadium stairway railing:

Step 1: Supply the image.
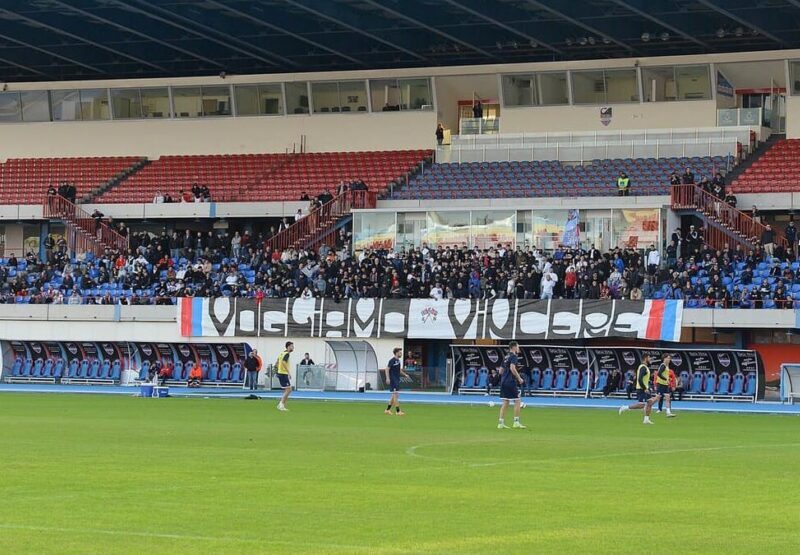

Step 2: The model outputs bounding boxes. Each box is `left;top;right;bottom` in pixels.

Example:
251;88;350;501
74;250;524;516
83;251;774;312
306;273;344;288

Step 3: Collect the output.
266;189;377;251
671;183;788;251
43;194;129;256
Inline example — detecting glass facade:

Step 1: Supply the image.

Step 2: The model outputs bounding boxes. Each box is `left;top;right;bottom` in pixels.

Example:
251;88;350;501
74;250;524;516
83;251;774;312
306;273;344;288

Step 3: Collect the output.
354;208;662;252
642;65;711;101
369;78;432;111
571;69;639;104
502;72;569;107
234;84;283;116
353;212;397;250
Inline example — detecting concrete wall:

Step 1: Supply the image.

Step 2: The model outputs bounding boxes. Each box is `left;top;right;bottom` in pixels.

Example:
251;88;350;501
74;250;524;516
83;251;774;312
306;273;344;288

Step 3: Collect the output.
500;100;717;133
0;111;436;159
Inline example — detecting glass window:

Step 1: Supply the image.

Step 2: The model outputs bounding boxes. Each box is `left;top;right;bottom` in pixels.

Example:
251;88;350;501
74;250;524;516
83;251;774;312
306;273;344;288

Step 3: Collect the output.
642;65;710;101
605;69;639;103
311;82;339;113
140;87;170;118
502;73;569;107
400;78;431;110
235;84;283;116
572;69;638;104
516;210;532;247
471;211;515;250
532;209;581;250
201;85;231;116
502;75;536;107
0;92;21;122
20;91;50;121
353;212;396;251
791;61;800;95
111;89;142;119
234;85;259;116
172;86;201;118
285;81;310;114
79;89;110;120
338;80;367;113
538;72;569;105
423;211;471;249
611;208;661;250
571;71;606;105
396;212;425;249
50;90;81;121
675;65;710;100
369;78;432;111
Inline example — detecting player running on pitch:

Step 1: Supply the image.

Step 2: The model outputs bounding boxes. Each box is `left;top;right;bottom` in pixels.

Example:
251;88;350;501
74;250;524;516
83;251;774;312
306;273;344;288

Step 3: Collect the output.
384;347;410;416
618;353;658;424
655;354;677;417
498;341;526;429
275;341;294;411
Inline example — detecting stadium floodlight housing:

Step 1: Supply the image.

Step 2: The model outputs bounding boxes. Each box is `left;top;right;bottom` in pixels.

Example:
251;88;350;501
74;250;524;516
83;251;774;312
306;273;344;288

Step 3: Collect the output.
641;32;651;42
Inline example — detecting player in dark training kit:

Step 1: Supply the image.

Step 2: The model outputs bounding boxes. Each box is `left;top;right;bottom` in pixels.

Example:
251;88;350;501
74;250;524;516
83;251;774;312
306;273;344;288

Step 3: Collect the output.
498;341;526;429
619;354;658;424
384;347;410;415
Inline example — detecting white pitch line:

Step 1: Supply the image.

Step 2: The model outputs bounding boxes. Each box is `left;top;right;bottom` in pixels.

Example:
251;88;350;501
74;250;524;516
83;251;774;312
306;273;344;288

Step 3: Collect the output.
406;441;800;468
0;524;390;552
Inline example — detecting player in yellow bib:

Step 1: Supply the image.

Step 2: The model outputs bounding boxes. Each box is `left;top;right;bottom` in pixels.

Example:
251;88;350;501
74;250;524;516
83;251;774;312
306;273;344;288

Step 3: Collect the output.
275;341;294;411
618;354;658;424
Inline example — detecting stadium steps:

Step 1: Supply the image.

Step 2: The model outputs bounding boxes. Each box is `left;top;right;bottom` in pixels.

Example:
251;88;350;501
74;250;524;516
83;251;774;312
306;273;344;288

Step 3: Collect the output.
43;194;129;256
671;183;787;251
385;152;433;199
266;190;376;251
81;158;150;203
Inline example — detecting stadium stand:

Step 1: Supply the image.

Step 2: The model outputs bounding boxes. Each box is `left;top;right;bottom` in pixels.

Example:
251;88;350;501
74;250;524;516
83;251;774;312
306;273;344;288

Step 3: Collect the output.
92;150;430;203
0;156;145;204
1;227;797;308
393;156;728;199
731;138;800;193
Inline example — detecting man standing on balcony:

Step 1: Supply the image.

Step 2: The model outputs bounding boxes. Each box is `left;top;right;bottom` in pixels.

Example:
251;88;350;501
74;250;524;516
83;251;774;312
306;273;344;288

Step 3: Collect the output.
616;171;630;197
762;225;776;257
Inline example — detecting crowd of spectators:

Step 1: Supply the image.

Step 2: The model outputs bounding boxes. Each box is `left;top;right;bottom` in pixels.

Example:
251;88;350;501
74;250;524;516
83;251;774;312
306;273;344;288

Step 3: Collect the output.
152;183;211;204
0;218;798;308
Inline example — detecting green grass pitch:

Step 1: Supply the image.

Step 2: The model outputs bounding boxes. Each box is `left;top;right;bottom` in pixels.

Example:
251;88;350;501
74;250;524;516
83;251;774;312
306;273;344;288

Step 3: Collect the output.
1;394;800;554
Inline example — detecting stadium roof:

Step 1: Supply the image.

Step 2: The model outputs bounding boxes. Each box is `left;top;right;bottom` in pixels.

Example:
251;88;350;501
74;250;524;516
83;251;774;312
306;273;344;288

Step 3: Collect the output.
2;0;800;82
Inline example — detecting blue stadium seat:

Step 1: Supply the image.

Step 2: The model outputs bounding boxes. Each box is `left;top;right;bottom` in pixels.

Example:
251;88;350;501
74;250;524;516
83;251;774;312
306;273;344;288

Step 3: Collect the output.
53;359;64;378
11;357;23;377
744;373;757;396
703;371;717;395
690;371;704;393
109;360;121;381
541;368;554;389
89;359;101;379
554;369;567;390
566;369;580;391
230;362;243;382
679;371;690;391
42;359;54;378
463;368;477;388
220;361;231;381
67;359;80;378
29;358;43;378
77;360;90;378
476;368;488;389
594;370;608;391
99;360;111;379
173;361;184;381
208;362;219;381
139;360;150;381
716;372;731;395
530;368;541;389
730;372;745;395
